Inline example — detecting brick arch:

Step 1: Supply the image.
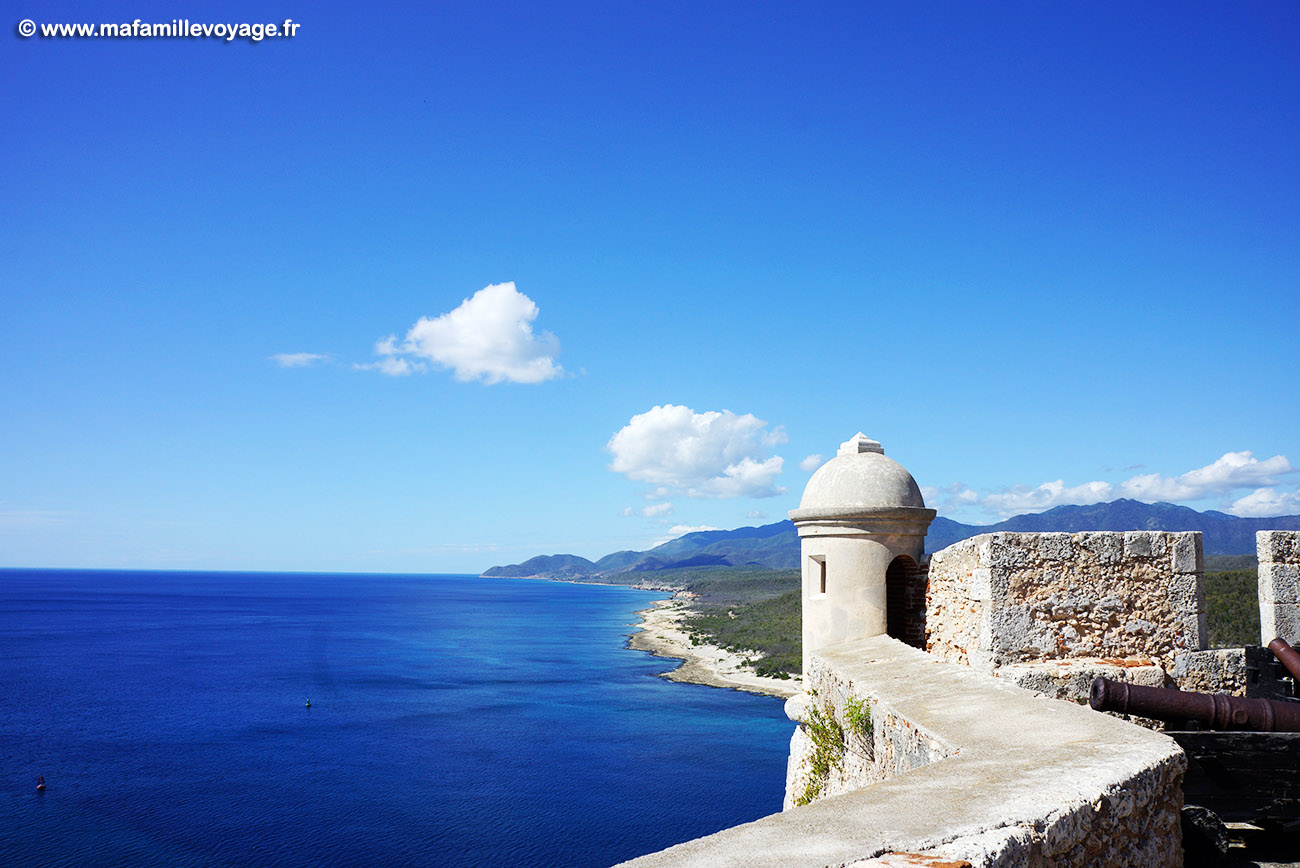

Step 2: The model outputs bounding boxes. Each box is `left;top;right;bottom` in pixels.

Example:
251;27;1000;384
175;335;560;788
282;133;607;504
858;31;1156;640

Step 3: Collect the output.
885;554;926;649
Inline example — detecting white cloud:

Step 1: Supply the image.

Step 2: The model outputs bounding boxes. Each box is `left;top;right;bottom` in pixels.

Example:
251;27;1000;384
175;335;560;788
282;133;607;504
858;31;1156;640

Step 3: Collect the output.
665;523;719;536
365;282;562;384
272;352;330;368
355;342;418;376
799;454;825;472
607;404;787;499
921;483;980;512
622;502;676;519
982;479;1117;516
1228;487;1300;518
746;510;767;520
650;524;720;547
1118;451;1293;501
948;450;1296;519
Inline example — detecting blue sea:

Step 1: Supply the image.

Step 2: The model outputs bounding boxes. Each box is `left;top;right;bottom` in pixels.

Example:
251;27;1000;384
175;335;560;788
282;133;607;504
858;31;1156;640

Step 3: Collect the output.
0;570;793;867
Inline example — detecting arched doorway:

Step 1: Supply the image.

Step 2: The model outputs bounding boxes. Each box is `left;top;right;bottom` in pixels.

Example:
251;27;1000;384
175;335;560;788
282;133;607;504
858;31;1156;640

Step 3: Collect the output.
885;555;926;649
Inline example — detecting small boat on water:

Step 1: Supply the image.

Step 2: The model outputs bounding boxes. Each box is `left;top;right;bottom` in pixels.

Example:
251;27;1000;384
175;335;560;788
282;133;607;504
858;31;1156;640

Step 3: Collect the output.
36;775;45;792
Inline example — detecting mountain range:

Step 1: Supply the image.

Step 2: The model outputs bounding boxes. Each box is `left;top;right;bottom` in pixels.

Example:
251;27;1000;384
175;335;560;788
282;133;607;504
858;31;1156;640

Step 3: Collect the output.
482;499;1300;578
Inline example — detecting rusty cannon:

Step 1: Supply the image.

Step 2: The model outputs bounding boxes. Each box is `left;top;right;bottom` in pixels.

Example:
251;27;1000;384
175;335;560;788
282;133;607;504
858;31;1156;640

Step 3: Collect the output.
1089;677;1300;732
1092;641;1300;830
1268;636;1300;682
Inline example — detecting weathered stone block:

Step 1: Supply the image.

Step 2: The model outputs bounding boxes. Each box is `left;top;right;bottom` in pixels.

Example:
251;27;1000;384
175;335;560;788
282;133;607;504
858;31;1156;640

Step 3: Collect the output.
1042;802;1092;856
1260;602;1300;646
998;660;1168;706
1036;533;1075;561
1258;530;1300;564
929;825;1034;868
1169;532;1203;575
1190;610;1206;649
1123;531;1157;559
1171;649;1247;695
984;606;1036;658
1258;563;1300;605
1076;532;1123;564
983;535;1032;569
1167;573;1207;617
968;567;993;602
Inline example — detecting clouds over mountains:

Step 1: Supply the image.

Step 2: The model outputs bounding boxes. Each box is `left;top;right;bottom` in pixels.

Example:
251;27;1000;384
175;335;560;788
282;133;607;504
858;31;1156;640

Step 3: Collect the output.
926;450;1298;519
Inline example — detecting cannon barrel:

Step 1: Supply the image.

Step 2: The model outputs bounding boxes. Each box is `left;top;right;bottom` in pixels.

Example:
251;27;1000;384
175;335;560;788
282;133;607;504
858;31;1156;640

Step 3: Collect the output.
1089;677;1300;732
1267;637;1300;682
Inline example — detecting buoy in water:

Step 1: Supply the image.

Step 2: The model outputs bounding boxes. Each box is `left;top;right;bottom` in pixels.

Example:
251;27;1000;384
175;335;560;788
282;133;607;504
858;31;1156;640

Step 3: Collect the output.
36;775;45;791
305;699;311;708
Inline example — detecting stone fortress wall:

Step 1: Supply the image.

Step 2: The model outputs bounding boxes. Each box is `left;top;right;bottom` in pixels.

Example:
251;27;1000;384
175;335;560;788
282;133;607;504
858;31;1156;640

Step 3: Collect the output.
1260;530;1300;645
617;434;1298;868
924;530;1244;706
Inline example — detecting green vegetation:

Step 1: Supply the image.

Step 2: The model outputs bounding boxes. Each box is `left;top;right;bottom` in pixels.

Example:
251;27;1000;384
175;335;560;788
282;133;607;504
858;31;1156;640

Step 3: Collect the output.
1205;568;1260;649
602;565;800;605
794;699;844;807
625;563;1265;679
1204;554;1258;572
682;586;801;678
591;565;803;677
844;695;872;741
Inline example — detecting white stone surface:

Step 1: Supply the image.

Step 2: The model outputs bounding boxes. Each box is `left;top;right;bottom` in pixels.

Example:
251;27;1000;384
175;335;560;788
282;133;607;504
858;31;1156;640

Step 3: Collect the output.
614;636;1185;868
838;432;884;456
1262;602;1300;646
1256;531;1300;645
1259;563;1300;605
1169;531;1202;575
797;439;927;512
788;435;935;672
1259;530;1300;564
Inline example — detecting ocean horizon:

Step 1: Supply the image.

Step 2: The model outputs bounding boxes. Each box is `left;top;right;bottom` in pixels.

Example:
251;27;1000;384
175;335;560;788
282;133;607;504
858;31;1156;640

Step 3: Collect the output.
0;569;793;867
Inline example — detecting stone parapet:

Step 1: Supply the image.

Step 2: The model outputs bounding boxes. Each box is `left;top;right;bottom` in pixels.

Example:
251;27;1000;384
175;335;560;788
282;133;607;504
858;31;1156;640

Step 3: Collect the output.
1170;648;1248;696
1258;530;1300;644
614;635;1185;868
925;532;1207;701
783;652;954;808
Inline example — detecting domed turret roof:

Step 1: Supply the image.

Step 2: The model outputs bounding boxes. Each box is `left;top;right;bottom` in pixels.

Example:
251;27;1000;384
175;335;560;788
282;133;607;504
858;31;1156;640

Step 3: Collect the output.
798;433;926;511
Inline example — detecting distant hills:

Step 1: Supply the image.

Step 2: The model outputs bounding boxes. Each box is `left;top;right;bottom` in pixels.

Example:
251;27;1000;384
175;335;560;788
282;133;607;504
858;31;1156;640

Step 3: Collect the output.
926;499;1300;556
482;522;800;579
482;499;1300;578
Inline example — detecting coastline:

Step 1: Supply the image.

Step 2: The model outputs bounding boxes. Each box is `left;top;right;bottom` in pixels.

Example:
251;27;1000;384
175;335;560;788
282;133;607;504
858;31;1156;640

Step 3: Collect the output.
626;594;801;699
483;571;801;699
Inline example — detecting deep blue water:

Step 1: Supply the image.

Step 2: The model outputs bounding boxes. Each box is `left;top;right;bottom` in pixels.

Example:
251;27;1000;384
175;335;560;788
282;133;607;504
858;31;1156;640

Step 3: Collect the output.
0;570;793;867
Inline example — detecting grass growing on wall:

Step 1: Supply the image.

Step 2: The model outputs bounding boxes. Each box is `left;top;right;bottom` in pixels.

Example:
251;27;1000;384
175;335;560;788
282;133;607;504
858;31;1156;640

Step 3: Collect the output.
844;695;872;741
794;699;844;806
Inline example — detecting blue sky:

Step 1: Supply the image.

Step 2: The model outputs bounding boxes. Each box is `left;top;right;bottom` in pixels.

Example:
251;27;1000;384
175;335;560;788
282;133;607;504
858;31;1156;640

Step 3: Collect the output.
5;1;1298;573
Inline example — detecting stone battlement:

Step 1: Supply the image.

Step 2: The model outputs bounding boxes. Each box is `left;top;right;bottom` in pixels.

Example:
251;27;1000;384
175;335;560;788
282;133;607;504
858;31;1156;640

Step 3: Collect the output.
618;635;1184;868
614;432;1299;868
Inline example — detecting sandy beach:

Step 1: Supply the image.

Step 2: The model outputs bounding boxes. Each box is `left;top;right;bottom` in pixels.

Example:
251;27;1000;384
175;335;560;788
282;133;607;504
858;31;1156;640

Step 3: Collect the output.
627;595;802;699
